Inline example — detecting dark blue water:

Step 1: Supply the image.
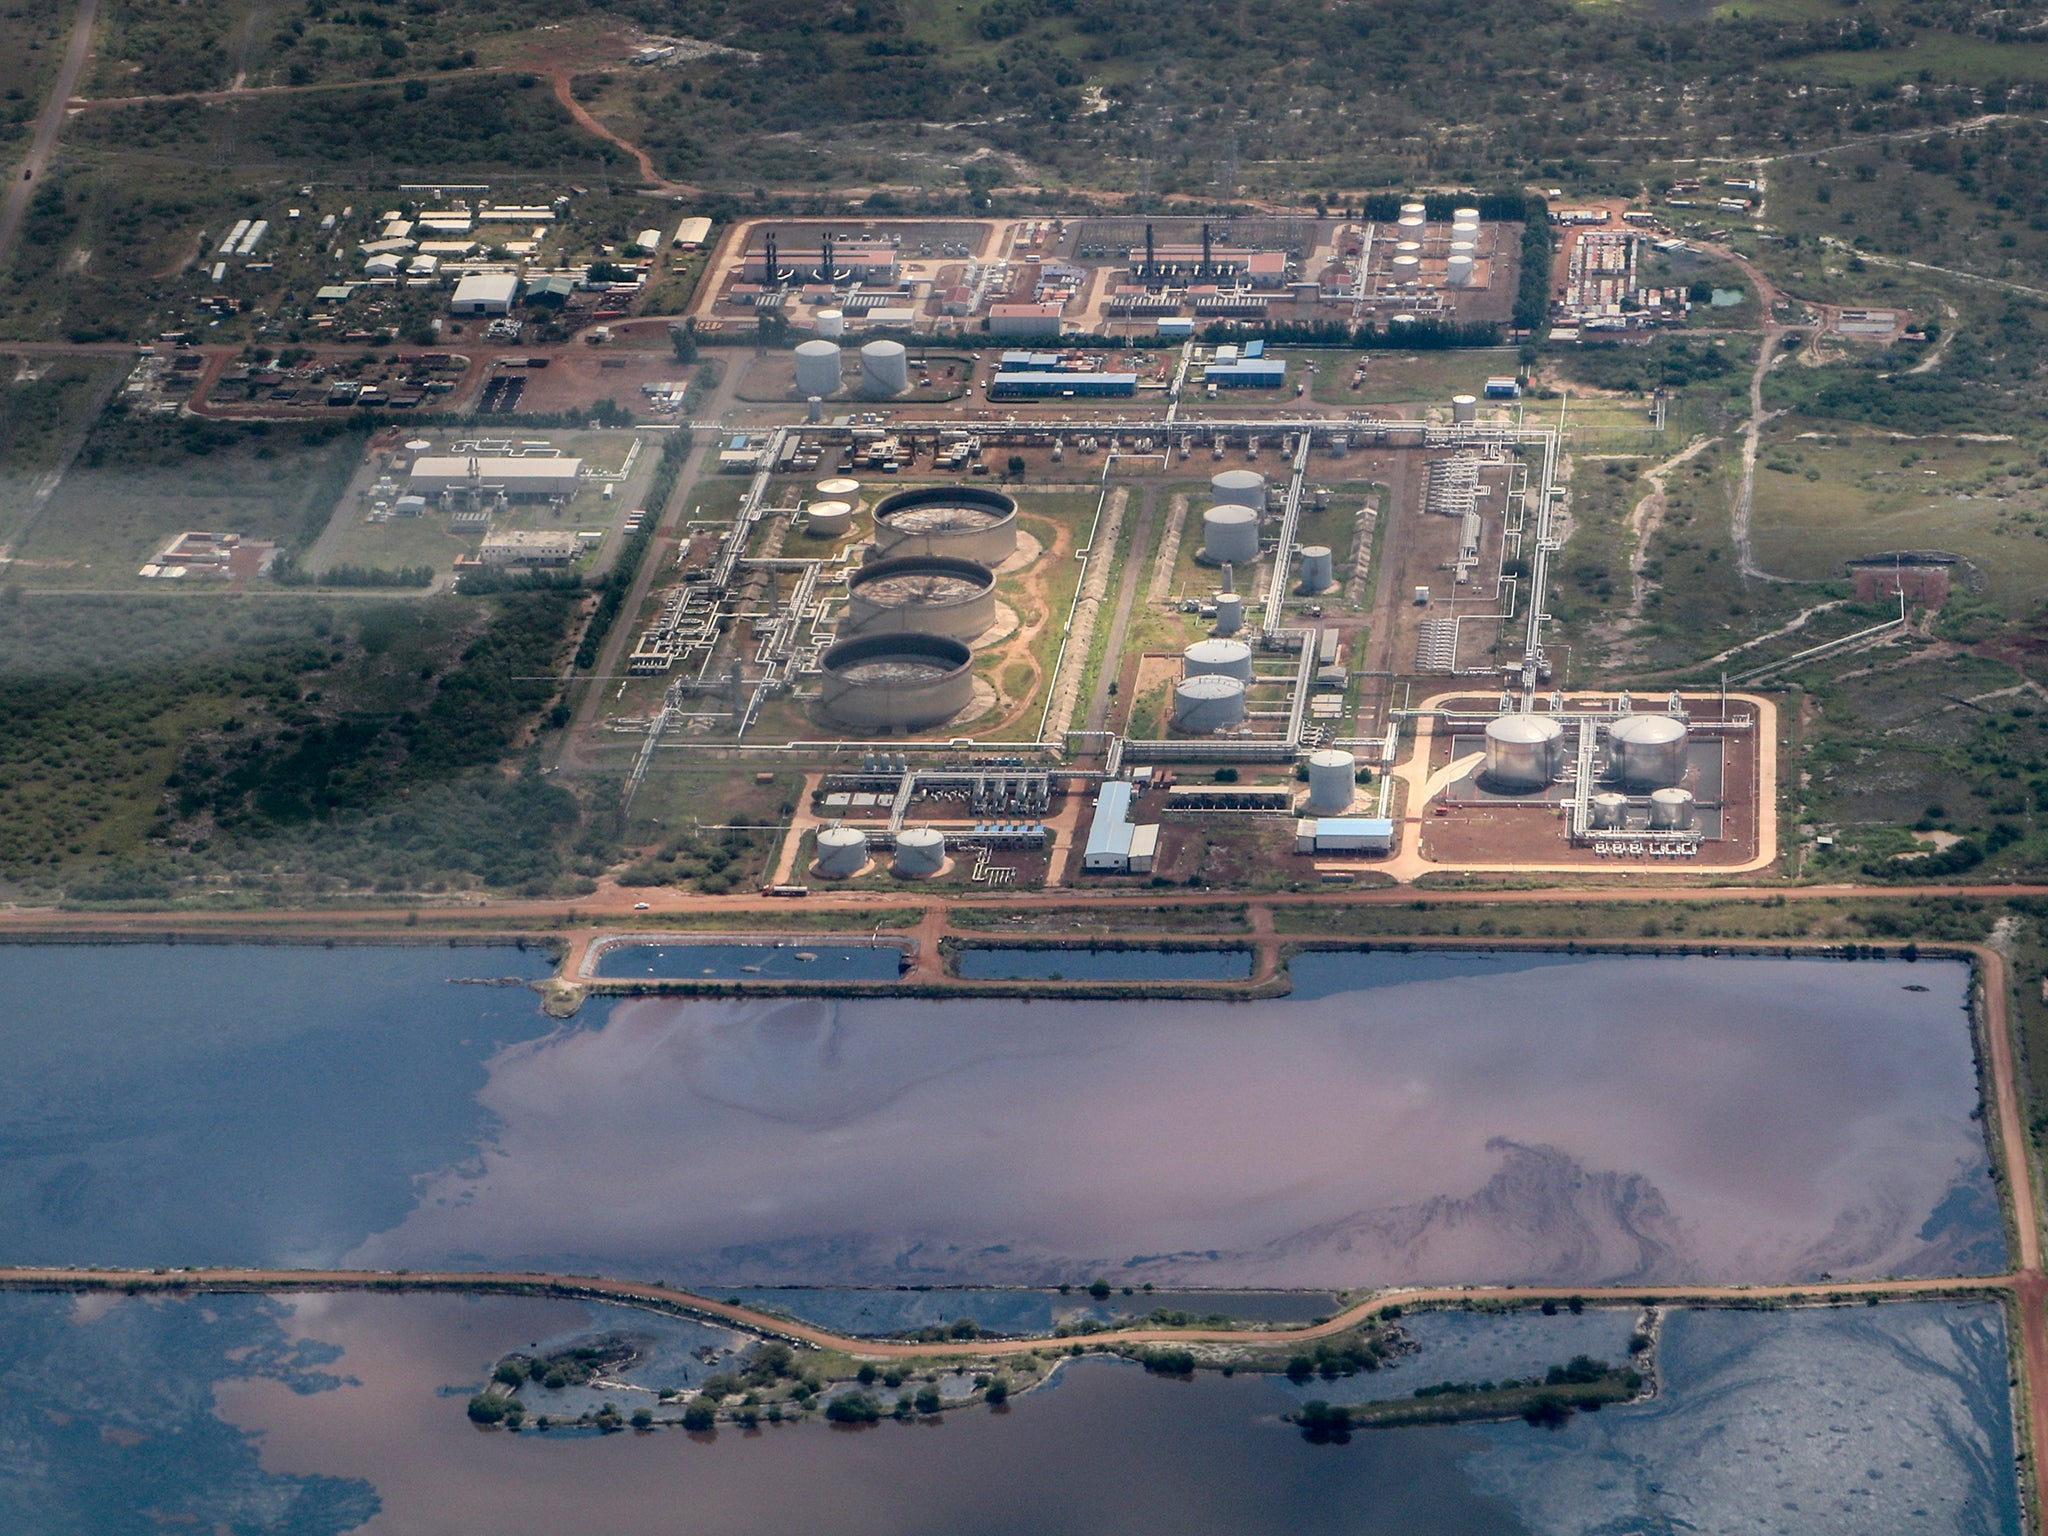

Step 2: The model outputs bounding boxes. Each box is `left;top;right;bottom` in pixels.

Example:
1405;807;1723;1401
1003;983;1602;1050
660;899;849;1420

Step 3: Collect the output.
954;946;1253;981
590;941;906;981
0;943;559;1269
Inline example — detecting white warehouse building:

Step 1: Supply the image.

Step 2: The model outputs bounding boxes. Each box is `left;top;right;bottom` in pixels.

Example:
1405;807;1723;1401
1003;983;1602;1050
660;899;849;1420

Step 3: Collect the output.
450;273;520;315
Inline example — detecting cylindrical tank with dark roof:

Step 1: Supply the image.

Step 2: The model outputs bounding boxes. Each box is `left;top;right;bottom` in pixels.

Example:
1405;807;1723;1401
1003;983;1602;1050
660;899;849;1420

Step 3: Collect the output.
844;555;995;640
870;485;1018;564
1173;674;1248;732
1482;712;1563;793
818;631;975;733
1608;713;1689;791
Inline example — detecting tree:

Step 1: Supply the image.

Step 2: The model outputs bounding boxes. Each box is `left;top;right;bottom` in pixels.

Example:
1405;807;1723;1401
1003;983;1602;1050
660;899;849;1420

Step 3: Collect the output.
1087;1278;1112;1300
630;1407;654;1429
914;1386;943;1414
1006;453;1027;480
466;1393;508;1424
668;321;699;363
682;1400;717;1431
984;1378;1009;1406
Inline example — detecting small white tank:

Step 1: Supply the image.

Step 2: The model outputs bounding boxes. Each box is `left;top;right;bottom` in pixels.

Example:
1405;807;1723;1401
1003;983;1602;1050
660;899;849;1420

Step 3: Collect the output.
1649;787;1696;830
815;825;869;876
1449;239;1478;257
1397;214;1425;232
892;826;946;877
1451;395;1477;424
817;308;846;339
1589;792;1629;830
1173;674;1247;732
861;338;910;396
1183;638;1255;681
1395;240;1422;255
805;500;855;539
1297;545;1334;593
794;339;842;397
817;476;862;503
1213;591;1244;636
1201;505;1260;565
1211;469;1267;508
1305;748;1357;815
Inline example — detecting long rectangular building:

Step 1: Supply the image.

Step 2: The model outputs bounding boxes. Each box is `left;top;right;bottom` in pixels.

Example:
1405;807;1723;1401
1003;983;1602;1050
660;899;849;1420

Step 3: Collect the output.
988;371;1137;399
408;455;583;499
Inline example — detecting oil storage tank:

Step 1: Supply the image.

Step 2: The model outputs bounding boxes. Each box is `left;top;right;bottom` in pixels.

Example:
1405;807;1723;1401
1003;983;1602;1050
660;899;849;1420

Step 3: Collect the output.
819;632;975;733
845;555;996;640
804;500;855;539
1183;638;1255;681
871;486;1018;563
1608;713;1689;791
1451;394;1477;424
892;827;947;877
1589;791;1629;830
815;825;870;877
794;339;843;397
1447;254;1477;287
817;308;847;340
1173;674;1247;733
861;339;910;396
1211;469;1267;509
1482;712;1563;793
1306;748;1358;815
1649;787;1696;830
1213;591;1244;636
1297;545;1334;593
1201;505;1260;565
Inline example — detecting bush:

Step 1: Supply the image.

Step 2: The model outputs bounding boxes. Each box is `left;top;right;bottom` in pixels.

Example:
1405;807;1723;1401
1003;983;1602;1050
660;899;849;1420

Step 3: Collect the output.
682;1400;717;1431
825;1392;884;1423
466;1393;507;1424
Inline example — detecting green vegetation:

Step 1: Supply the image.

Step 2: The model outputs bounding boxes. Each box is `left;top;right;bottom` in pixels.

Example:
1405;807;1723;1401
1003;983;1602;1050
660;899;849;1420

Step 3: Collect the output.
1292;1356;1642;1438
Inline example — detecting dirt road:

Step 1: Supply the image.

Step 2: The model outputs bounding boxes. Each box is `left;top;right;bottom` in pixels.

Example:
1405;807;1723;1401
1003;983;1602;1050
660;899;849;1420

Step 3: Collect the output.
0;0;100;268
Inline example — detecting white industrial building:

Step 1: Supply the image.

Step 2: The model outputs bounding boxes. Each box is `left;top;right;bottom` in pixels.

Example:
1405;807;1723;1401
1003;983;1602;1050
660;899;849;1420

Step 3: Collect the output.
672;216;713;249
450;273;520;315
1295;817;1395;855
1082;781;1160;874
988;301;1064;338
408;456;583;500
479;530;581;567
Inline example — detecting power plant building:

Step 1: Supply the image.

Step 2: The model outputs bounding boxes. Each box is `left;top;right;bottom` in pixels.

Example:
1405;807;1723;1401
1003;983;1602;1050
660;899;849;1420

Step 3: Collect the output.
408;456;583;499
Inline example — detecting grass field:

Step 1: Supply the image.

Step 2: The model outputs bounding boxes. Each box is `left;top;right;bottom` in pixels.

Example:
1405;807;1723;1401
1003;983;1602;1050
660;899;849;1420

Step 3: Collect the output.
1302;347;1524;407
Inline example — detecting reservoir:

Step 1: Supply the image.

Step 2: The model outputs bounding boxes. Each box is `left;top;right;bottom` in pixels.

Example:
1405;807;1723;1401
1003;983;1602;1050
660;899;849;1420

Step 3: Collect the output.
589;939;906;982
0;1289;2016;1535
0;945;2000;1287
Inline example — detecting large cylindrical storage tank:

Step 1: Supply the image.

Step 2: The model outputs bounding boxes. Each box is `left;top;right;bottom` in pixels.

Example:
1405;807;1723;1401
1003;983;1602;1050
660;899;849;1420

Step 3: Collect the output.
1608;713;1690;791
1483;713;1564;793
1391;255;1421;282
1395;240;1422;257
794;339;842;397
1213;591;1244;636
844;555;996;640
860;339;910;396
1451;394;1477;424
1306;748;1357;815
805;500;855;539
1297;544;1334;593
1448;238;1478;258
818;632;975;732
892;827;947;877
1211;469;1266;509
1447;255;1477;288
1453;206;1480;223
1590;791;1629;830
1173;674;1247;732
1183;638;1254;681
1649;787;1696;830
1201;505;1260;565
816;308;846;339
1400;201;1427;217
817;476;862;500
815;825;870;877
871;486;1018;563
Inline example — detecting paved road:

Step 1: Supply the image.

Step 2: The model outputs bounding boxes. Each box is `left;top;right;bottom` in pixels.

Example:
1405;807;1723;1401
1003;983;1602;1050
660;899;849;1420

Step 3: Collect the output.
0;0;99;268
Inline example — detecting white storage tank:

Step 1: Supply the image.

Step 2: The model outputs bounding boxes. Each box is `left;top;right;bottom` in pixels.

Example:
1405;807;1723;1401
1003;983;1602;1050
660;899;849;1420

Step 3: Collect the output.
1649;787;1696;830
1397;215;1425;233
1449;238;1478;258
1483;712;1564;793
817;308;846;339
1608;713;1690;791
1453;205;1480;223
1213;591;1244;636
817;476;862;500
1451;394;1477;424
1305;748;1358;815
892;827;947;877
1201;505;1260;566
1447;255;1477;288
1391;255;1422;281
1400;201;1427;216
815;825;870;877
861;338;910;396
871;486;1018;563
1173;674;1248;733
794;339;842;397
805;500;856;539
1590;791;1629;830
1297;544;1334;593
1183;638;1255;682
1211;468;1267;508
1395;240;1423;256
